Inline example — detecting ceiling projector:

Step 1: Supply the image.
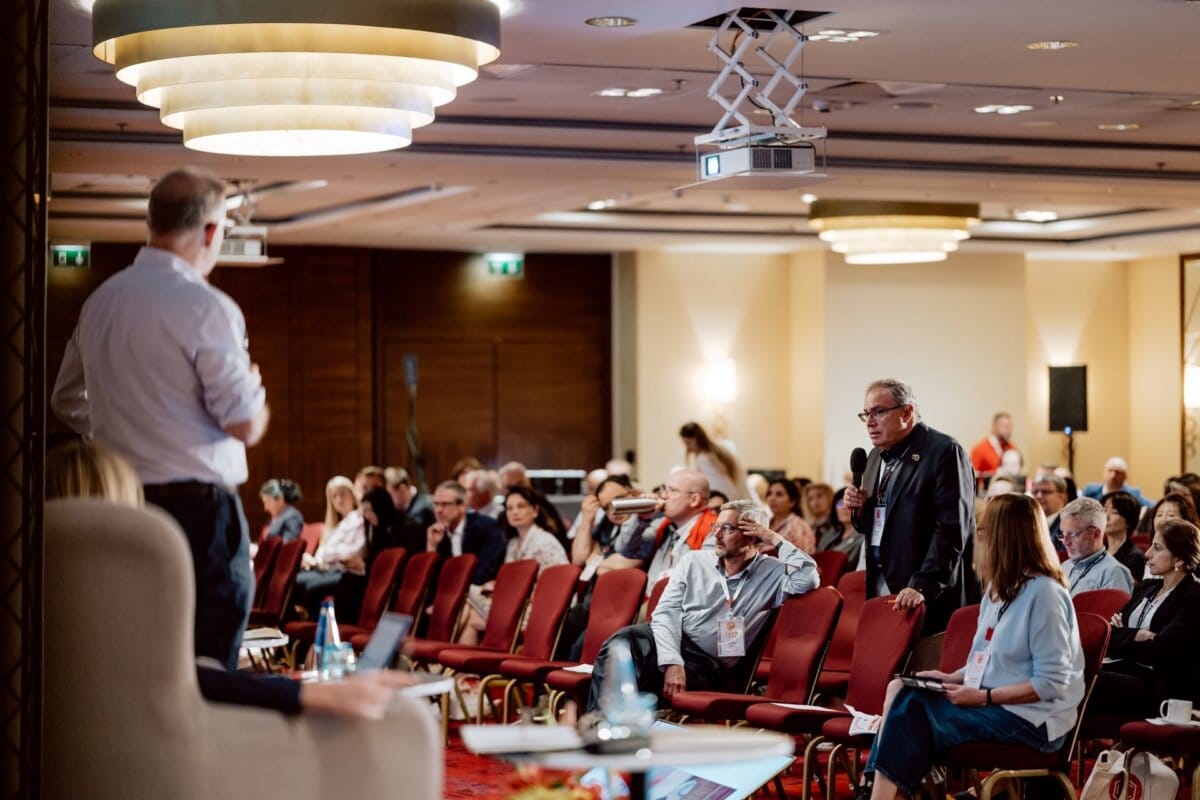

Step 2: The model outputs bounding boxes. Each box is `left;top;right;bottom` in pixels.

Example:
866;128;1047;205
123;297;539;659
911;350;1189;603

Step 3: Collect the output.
699;143;816;181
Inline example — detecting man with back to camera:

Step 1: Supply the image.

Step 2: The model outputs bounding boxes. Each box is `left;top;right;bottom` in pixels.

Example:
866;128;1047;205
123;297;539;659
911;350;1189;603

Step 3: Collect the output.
585;499;818;710
843;378;975;634
1058;497;1134;596
52;167;269;671
426;479;506;585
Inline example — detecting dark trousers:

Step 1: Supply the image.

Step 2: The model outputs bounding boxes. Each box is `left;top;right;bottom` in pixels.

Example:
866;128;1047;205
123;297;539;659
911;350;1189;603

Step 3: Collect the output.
586;623;724;712
145;482;253;672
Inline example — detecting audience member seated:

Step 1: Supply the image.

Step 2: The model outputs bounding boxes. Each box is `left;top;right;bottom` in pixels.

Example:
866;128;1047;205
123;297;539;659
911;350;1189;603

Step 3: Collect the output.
385;465;435;532
451;455;484;487
498;460;568;538
766;477;816;554
45;439;422;719
458;486;569;645
644;468;720;590
1031;474;1068;550
335;486;405;622
1162;472;1200;518
464;468;504;519
1059;497;1134;596
818;487;865;567
354;464;386;500
295;476;365;616
426;479;506;586
566;468;609;538
259;478;304;542
680;420;747;501
805;482;837;544
570;474;636;569
585;499;818;711
1102;490;1147;582
1083;456;1152;507
706;490;729;510
862;494;1084;800
1089;519;1200;718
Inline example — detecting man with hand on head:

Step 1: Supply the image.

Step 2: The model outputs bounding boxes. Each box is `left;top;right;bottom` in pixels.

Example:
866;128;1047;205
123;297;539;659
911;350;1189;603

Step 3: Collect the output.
586;500;818;710
842;378;975;634
52;167;268;672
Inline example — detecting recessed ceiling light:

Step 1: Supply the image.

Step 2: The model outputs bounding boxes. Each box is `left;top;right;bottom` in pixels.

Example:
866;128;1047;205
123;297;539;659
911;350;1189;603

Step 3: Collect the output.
587;199;617;211
1049;95;1065;103
1097;122;1140;131
1014;209;1058;222
808;28;880;42
593;87;662;98
801;193;818;204
974;104;1034;115
585;15;637;27
1026;40;1078;50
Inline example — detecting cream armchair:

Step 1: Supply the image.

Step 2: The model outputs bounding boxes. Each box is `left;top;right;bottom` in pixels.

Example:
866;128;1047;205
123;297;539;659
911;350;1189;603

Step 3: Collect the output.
44;498;442;800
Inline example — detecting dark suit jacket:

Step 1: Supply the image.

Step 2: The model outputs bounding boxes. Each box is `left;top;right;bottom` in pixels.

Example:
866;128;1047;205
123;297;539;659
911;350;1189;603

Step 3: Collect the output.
405;493;436;531
435;512;506;585
853;422;976;633
1109;577;1200;700
197;666;301;713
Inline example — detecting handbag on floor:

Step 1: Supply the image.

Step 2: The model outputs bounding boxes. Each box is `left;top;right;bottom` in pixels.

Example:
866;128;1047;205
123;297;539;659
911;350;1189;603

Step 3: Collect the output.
1080;748;1179;800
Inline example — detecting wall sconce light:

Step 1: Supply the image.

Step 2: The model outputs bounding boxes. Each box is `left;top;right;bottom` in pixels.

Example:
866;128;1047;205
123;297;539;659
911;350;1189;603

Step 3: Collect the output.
696;358;737;405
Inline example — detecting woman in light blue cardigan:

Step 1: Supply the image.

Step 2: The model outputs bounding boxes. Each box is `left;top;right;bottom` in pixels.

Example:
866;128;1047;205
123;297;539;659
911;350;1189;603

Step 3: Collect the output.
864;493;1085;800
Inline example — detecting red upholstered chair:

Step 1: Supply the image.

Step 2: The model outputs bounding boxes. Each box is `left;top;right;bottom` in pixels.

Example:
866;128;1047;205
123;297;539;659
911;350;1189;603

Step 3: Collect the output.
437;563;582;721
407;558;538;668
935;612;1111;800
283;547;407;657
402;554;476;653
252;535;281;607
299;522;323;555
643;575;670;621
1071;588;1131;619
814;570;868;697
671;587;843;723
347;551;440;651
1117;719;1200;792
939;604;981;672
248;538;305;627
813;550;850;588
512;569;647;720
745;597;926;800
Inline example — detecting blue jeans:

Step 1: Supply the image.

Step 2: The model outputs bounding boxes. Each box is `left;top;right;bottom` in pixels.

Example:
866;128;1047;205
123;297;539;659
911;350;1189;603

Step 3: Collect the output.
866;688;1066;795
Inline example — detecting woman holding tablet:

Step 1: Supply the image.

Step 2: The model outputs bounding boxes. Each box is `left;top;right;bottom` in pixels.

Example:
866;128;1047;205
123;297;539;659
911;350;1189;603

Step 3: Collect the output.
862;493;1085;800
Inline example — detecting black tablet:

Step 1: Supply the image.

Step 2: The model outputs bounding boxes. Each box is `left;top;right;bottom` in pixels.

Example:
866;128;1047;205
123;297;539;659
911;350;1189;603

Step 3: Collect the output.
896;674;948;694
358;612;414;671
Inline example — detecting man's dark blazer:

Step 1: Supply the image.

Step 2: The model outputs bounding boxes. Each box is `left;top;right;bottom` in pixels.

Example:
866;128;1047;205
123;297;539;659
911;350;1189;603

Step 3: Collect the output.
435;512;506;585
1109;576;1200;701
853;421;977;634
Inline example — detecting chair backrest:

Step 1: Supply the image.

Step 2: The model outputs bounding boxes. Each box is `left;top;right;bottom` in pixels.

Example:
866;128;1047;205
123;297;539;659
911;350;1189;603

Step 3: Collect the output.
392;551;439;621
516;563;583;660
939;604;980;672
425;554;478;642
479;559;540;652
257;538;305;618
844;596;925;714
356;547;408;627
299;523;323;555
1072;589;1131;620
580;569;649;662
765;587;844;703
252;535;281;606
822;570;868;673
1058;612;1112;763
644;575;671;620
812;550;849;588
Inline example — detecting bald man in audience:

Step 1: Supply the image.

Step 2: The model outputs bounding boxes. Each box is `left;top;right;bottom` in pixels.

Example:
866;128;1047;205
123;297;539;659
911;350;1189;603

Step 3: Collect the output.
1083;457;1153;507
464;469;503;519
643;468;721;591
1060;497;1134;596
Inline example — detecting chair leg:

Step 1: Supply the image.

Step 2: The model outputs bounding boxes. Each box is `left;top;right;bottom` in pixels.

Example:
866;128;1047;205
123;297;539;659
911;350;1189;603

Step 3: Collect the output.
773;774;789;798
825;744;843;800
801;735;824;800
477;675;499;724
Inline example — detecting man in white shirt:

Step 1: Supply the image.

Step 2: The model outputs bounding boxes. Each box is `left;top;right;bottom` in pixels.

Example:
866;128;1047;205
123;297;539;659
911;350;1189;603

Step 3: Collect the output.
52;167;269;671
426;480;505;585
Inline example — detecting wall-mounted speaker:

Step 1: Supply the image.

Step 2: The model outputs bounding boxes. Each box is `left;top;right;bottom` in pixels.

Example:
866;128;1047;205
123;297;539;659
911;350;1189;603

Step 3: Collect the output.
1049;365;1087;432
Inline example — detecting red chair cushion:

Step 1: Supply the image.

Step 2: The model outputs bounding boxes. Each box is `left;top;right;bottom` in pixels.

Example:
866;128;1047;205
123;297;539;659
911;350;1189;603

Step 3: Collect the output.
499;657;575;684
283;620;318;641
821;716;875;744
744;701;847;733
407;639;455;663
671;691;773;721
544;668;592;705
1119;721;1200;752
437;647;510;675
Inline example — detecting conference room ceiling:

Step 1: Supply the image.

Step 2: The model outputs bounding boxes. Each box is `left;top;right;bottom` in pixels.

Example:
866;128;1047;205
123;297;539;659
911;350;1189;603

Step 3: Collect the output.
47;0;1200;259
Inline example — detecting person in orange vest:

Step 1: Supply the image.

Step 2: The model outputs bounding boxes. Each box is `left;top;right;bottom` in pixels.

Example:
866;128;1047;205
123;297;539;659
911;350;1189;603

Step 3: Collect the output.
969;412;1018;486
644;468;720;592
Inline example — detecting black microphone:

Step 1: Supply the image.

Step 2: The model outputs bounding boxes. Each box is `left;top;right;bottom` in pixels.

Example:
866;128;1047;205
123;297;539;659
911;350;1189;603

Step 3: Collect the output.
850;447;868;520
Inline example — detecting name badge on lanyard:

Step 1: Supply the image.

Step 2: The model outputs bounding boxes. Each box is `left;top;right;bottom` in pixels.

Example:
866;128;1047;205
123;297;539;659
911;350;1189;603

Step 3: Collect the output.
717;566;749;657
964;601;1010;690
871;506;886;547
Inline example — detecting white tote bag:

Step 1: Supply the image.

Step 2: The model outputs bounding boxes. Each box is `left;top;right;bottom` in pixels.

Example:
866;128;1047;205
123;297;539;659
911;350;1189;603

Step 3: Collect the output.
1081;749;1180;800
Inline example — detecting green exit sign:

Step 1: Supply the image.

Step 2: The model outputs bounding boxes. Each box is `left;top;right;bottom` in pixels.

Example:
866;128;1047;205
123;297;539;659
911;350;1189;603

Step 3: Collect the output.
51;244;91;269
485;252;524;277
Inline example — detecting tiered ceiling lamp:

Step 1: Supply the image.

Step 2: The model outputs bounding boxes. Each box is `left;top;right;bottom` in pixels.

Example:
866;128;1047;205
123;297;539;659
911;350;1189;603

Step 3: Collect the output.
809;199;981;264
92;0;501;157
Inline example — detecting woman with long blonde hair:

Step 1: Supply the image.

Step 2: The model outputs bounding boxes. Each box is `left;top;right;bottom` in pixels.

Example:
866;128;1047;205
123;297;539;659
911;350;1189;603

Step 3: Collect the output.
294;475;365;616
680;421;746;501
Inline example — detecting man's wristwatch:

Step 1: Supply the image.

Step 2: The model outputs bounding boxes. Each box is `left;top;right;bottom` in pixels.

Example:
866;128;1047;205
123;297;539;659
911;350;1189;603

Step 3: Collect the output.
986;689;994;706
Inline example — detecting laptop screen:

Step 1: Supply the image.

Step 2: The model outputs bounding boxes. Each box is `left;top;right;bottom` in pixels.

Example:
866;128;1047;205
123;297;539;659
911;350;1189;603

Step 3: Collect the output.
357;612;413;671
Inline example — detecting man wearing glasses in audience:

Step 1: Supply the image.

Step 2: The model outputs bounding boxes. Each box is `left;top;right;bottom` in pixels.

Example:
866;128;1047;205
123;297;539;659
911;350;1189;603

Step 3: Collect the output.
643;468;720;593
1031;473;1069;550
586;500;818;709
1059;497;1134;596
843;378;976;635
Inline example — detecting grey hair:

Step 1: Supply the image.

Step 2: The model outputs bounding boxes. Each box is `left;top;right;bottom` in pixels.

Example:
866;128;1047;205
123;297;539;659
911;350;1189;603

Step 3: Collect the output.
1032;473;1067;494
721;499;770;527
1060;496;1105;530
867;378;918;415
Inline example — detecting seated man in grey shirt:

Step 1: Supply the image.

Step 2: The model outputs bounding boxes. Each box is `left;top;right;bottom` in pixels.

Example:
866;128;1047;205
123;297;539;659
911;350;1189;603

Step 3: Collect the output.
586;500;819;711
1059;497;1134;596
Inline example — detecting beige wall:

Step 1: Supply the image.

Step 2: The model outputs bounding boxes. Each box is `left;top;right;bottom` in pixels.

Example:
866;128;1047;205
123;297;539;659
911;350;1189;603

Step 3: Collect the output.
627;248;1183;497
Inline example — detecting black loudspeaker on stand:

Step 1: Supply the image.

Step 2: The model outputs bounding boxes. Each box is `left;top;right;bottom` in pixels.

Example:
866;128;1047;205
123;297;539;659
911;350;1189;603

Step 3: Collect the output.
1048;365;1087;476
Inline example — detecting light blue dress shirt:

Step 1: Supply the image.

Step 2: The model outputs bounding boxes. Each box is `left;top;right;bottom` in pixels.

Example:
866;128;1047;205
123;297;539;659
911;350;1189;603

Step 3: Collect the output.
1066;550;1134;596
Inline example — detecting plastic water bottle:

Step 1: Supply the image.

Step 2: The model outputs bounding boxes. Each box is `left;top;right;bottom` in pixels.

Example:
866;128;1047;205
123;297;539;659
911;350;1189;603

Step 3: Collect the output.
313;596;340;678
